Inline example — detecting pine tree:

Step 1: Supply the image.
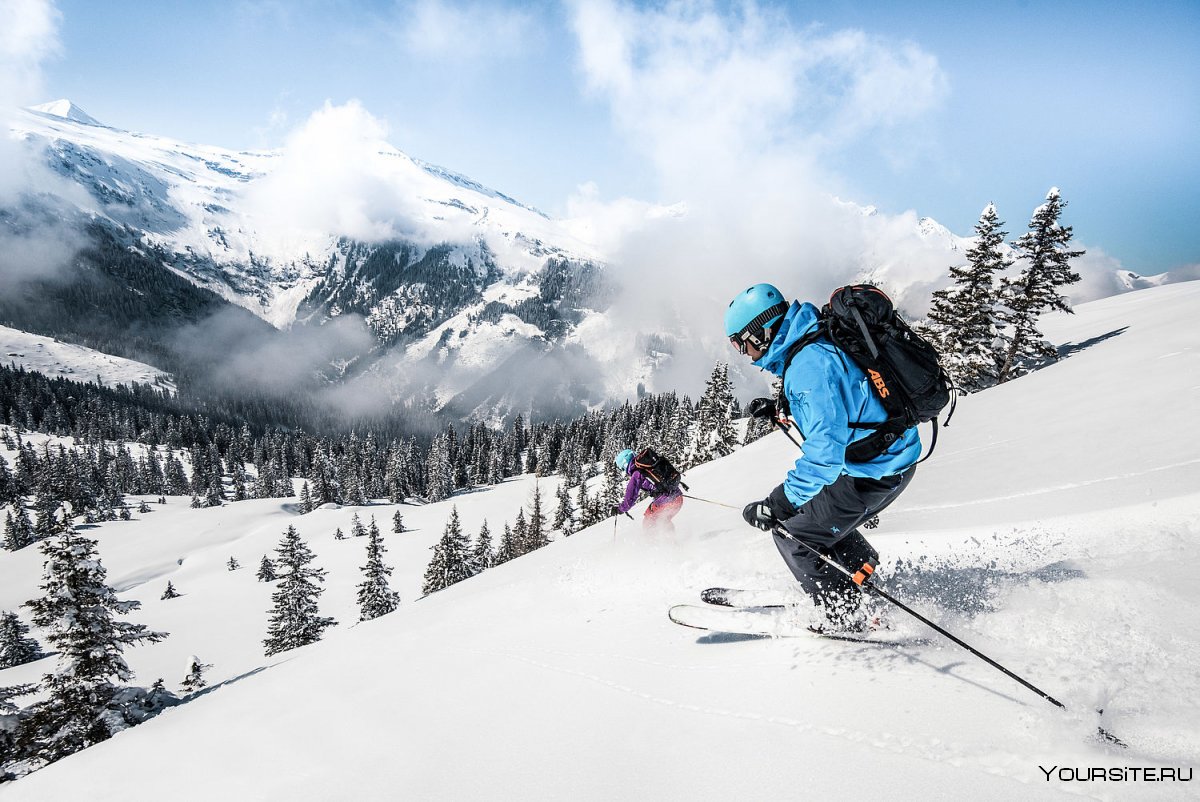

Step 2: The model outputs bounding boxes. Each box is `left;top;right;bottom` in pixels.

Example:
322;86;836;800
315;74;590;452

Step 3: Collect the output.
575;481;593;529
422;507;475;594
471;520;494;573
351;512;367;538
392;510;405;534
257;555;277;582
0;610;44;668
997;188;1085;383
263;525;336;656
553;482;576;534
299;481;313;514
424;431;453;502
356;517;400;621
688;362;736;465
511;508;529;558
160;581;180;600
180;656;212;694
600;458;624;514
227;556;240;571
333;526;346;541
21;529;167;762
924;203;1012;391
3;506;35;551
525;485;549;551
496;522;517;565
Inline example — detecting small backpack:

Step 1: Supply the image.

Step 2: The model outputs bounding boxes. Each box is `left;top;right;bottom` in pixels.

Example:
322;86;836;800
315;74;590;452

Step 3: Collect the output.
631;447;687;494
782;284;955;463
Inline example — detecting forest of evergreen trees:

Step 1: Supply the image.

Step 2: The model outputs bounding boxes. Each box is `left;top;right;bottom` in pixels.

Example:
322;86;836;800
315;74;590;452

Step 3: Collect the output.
0;344;749;778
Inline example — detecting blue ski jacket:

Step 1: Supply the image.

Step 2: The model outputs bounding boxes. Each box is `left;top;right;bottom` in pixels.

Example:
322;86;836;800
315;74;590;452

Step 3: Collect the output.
754;301;921;509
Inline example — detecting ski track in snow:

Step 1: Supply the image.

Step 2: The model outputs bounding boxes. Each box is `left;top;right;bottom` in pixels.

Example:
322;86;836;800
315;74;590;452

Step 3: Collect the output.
901;458;1200;512
465;645;981;769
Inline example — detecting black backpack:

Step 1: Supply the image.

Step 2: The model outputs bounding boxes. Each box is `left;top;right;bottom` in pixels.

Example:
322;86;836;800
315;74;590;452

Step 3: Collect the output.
782;284;955;463
632;447;687;494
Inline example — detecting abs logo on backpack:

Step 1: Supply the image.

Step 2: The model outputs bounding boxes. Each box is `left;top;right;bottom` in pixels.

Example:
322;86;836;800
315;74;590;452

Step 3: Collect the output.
867;368;890;398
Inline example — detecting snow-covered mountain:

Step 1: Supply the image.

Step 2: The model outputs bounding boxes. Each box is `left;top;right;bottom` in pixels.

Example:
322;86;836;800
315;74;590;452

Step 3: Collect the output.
11;101;598;322
4;100;1187;421
1;282;1198;799
6;101;621;419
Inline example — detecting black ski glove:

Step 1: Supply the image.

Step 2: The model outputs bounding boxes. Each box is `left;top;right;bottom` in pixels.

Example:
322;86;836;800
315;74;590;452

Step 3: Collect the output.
747;397;777;420
609;504;621;517
742;484;799;531
742;500;776;531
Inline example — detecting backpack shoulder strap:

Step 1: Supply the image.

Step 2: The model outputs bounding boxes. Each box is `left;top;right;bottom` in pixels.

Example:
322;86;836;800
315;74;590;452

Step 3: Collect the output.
781;325;826;376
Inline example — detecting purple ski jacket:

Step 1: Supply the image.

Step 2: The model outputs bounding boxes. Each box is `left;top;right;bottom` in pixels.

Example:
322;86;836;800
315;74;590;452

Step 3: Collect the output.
617;468;682;514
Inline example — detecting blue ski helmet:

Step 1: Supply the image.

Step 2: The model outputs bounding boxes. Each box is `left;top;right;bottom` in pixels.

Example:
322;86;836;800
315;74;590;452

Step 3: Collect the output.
615;449;634;472
725;283;788;353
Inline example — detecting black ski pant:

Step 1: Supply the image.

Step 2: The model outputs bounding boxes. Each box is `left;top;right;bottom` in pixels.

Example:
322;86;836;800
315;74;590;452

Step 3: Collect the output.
772;466;915;623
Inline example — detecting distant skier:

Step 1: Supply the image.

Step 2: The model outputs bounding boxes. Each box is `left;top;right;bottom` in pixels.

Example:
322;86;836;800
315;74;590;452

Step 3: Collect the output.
612;448;684;533
724;283;921;633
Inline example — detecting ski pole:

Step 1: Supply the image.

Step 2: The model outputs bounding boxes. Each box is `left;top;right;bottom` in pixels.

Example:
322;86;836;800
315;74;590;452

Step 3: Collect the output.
748;398;803;450
682;494;740;510
772;524;1126;748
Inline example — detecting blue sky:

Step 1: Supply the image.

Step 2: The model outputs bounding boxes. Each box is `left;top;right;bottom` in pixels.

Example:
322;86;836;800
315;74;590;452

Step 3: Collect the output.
27;0;1200;274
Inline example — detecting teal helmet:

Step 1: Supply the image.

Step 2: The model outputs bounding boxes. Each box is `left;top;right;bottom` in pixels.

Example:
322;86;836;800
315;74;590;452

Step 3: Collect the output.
615;449;634;472
725;283;788;353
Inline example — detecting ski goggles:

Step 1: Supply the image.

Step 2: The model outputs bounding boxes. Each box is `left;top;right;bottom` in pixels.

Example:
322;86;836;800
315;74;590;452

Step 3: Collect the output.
729;302;787;354
729;330;766;355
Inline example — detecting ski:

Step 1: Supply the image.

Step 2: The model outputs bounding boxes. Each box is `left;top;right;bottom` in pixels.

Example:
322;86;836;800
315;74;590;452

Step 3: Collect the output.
700;586;797;608
668;603;902;643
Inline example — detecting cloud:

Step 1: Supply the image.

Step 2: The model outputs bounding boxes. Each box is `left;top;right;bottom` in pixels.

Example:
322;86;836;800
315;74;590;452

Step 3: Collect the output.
242;100;466;251
0;0;86;291
168;306;377;397
0;0;61;110
566;0;952;397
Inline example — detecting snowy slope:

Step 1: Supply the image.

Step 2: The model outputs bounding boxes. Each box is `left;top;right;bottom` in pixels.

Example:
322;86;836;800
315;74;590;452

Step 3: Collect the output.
0;324;174;391
1;284;1199;800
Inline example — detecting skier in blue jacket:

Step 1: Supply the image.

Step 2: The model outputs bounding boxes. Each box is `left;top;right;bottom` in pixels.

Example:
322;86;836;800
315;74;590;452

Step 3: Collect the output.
725;283;921;632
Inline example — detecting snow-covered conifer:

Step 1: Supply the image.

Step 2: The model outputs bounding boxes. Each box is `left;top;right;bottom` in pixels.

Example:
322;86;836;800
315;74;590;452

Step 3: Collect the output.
21;529;167;762
525;485;549;552
3;506;34;551
923;203;1012;391
180;657;212;694
0;610;44;668
425;431;453;502
496;522;516;565
356;517;400;621
997;188;1085;383
688;362;736;466
422;507;475;594
160;581;180;600
257;555;277;582
471;520;494;572
553;482;575;534
227;557;240;571
263;525;336;656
